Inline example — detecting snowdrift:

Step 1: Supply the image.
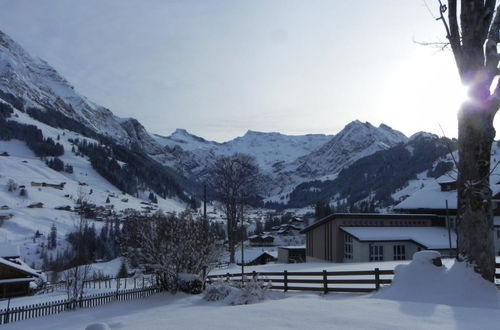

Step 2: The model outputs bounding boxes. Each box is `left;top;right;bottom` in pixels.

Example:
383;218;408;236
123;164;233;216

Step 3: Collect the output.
374;250;500;308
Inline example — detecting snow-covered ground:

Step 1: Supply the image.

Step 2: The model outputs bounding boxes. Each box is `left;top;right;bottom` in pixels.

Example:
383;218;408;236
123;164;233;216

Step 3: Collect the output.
7;291;500;330
3;253;500;329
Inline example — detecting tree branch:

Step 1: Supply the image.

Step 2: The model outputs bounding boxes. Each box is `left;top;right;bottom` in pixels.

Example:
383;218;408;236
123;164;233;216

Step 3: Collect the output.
481;0;497;42
413;37;451;50
442;0;464;77
485;5;500;88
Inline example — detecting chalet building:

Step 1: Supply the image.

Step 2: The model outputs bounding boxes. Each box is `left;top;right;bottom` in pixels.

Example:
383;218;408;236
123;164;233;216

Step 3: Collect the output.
300;213;455;263
0;243;41;297
30;182;65;190
248;235;275;246
394;179;500;256
394;180;500;217
438;180;457;192
236;250;277;266
277;246;306;263
276;224;302;236
27;202;44;209
0;213;13;221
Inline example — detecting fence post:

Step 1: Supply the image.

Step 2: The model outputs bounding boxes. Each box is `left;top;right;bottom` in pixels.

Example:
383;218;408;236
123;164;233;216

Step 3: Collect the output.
323;270;328;294
284;270;288;292
375;268;380;290
5;297;11;324
116;279;120;300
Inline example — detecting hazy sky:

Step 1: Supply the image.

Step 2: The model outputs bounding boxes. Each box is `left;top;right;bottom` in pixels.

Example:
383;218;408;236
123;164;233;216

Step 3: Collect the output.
0;0;481;142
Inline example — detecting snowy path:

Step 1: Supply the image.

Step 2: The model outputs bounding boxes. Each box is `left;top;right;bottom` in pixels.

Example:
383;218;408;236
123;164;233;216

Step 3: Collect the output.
3;292;500;330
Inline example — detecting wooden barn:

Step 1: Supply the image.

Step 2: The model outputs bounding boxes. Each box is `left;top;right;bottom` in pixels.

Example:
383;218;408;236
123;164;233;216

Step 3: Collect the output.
236;250;277;266
0;244;41;298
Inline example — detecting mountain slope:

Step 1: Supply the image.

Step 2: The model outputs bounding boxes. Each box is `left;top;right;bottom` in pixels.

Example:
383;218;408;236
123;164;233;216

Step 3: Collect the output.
286;121;408;177
278;133;456;209
0;29;161;152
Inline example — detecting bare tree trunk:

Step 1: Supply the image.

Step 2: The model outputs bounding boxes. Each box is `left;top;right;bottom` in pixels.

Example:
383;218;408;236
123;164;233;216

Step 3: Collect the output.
456;101;496;281
229;217;236;263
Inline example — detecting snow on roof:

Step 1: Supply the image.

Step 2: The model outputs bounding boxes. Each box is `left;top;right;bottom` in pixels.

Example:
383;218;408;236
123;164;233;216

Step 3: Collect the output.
0;257;41;278
395;179;500;211
394;181;457;210
235;249;277;264
0;277;37;284
0;242;20;258
279;245;305;250
341;226;456;249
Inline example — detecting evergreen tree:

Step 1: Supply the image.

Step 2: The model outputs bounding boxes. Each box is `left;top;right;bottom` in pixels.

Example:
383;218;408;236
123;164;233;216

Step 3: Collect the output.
117;259;128;278
48;224;57;250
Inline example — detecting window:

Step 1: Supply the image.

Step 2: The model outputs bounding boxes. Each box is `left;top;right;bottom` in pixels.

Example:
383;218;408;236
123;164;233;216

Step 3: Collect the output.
496;229;500;239
344;234;353;260
369;245;384;261
393;245;406;260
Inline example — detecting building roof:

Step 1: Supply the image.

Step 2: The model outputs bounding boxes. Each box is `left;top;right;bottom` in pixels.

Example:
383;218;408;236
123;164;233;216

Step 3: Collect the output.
0;242;20;258
340;226;457;250
235;250;277;264
300;213;440;234
278;246;306;250
395;181;500;211
0;257;41;278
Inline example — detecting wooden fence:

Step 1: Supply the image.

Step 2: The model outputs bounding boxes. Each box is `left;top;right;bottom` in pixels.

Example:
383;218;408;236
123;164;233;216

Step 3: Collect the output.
41;275;156;293
0;286;161;325
207;268;395;294
495;263;500;279
208;263;500;294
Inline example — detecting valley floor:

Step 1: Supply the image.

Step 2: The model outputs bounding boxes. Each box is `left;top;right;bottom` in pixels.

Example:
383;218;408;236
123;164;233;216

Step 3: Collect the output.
3;290;500;330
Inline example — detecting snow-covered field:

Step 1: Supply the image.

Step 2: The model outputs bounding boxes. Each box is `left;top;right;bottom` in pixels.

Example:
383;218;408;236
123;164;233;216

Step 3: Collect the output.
4;254;500;330
3;285;500;330
2;291;497;330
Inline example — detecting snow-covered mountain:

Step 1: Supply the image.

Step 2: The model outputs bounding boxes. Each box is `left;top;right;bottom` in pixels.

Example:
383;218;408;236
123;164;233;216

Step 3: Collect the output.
294;121;407;175
153;129;333;175
151;121;408;199
0;28;456;215
278;132;457;210
0;30;161;154
261;121;407;200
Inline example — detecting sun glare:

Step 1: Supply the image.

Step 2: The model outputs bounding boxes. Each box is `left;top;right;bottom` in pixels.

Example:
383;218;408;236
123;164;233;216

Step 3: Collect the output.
376;50;468;138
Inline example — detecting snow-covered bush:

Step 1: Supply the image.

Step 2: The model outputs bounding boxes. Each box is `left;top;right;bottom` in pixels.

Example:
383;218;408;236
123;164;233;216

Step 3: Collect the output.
122;211;221;292
228;277;270;305
178;273;203;294
203;280;236;302
204;277;270;305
